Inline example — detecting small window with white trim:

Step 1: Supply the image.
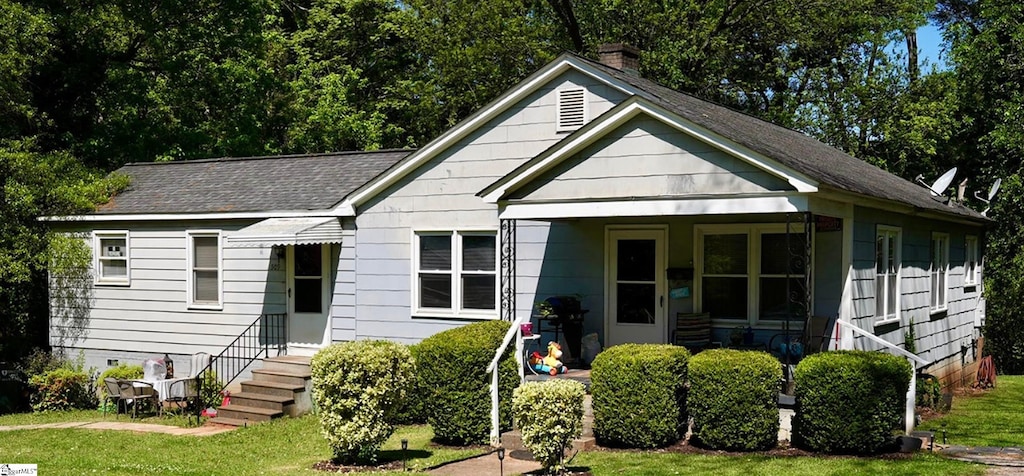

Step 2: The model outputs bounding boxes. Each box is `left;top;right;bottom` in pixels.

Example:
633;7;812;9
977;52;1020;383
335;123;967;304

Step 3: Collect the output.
556;87;587;132
930;233;949;313
875;226;901;324
94;231;129;285
414;231;497;317
187;231;222;309
965;235;979;285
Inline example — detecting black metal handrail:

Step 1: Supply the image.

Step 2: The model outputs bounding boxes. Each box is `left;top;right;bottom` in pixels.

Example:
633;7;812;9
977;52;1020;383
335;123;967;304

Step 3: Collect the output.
193;312;286;422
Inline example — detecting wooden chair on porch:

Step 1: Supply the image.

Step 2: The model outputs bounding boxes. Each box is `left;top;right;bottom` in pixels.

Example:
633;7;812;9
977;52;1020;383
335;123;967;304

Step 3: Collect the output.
671;312;717;353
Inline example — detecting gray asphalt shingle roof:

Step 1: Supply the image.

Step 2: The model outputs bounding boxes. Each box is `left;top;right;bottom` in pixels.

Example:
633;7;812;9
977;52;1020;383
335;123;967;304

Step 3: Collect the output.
94;149;412;215
578;56;988;222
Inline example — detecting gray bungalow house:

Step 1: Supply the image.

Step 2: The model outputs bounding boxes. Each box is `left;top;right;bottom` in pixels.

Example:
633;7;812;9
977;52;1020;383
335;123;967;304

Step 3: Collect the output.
49;47;988;391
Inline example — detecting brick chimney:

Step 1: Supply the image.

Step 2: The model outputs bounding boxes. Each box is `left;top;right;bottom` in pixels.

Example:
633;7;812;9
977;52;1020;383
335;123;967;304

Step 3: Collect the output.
598;43;640;74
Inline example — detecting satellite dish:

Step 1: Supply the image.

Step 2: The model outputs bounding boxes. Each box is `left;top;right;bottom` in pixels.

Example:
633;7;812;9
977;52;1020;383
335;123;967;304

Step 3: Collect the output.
916;167;958;197
975;178;1002;216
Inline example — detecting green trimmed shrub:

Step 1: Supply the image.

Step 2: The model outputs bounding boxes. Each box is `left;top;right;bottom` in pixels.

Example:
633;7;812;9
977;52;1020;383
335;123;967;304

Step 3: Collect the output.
416;320;518;445
394;342;428;424
512;380;585;474
793;350;912;454
98;364;143;394
28;367;97;412
311;340;413;464
688;349;782;450
591;343;690;448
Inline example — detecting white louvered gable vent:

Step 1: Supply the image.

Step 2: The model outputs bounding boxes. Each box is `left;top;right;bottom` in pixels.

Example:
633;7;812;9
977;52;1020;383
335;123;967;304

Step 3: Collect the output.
556;87;587;132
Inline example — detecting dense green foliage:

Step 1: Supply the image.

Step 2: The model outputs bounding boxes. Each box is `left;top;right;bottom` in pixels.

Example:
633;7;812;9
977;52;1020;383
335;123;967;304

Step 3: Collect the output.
688;349;782;451
97;364;144;394
793;351;912;454
414;320;517;445
2;0;1023;375
590;344;689;448
310;340;413;464
393;342;428;425
27;367;97;412
512;380;585;473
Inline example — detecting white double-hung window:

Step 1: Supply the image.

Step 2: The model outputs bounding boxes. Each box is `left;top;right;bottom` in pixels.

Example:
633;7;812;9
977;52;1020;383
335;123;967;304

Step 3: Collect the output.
875;226;901;324
94;231;130;285
696;223;808;325
414;230;497;318
187;230;222;310
931;233;949;313
965;235;979;286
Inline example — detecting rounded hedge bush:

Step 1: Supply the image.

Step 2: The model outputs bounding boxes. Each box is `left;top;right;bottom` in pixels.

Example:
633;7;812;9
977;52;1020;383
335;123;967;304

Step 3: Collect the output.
416;320;518;445
311;340;413;464
590;343;690;448
393;342;428;425
688;349;782;450
793;350;912;454
512;379;585;474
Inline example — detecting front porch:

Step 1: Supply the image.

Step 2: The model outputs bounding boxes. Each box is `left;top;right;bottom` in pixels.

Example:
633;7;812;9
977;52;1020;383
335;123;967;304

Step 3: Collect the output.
498;212;841;360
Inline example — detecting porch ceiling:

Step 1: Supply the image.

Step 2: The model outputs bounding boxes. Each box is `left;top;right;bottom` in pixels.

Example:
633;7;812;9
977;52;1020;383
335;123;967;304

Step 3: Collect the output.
498;194;809;220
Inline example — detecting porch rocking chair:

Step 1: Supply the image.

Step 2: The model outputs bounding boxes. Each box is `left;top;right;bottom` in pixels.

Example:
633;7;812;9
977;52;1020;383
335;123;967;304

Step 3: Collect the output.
671;312;718;353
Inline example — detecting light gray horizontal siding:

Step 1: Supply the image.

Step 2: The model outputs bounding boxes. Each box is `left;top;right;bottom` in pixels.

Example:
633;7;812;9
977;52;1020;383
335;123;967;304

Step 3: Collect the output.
847;206;985;364
50;221;287;356
513;117;791;201
354;70;627;342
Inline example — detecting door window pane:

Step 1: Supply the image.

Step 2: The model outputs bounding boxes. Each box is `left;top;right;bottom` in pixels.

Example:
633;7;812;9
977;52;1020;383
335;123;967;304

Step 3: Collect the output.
294;245;322;277
294;278;322;313
704;234;747;274
616;283;656;324
617;240;655;281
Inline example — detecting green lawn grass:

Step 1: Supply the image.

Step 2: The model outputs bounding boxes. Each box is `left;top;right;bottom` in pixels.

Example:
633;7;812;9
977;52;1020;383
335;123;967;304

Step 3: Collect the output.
0;415;485;475
922;374;1024;447
0;407;196;427
571;452;984;476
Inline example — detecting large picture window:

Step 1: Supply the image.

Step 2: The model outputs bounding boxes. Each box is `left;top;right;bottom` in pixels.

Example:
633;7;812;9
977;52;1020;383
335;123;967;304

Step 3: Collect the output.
187;231;222;309
931;233;949;313
94;231;130;285
414;230;497;317
696;224;807;325
965;235;979;286
875;226;901;324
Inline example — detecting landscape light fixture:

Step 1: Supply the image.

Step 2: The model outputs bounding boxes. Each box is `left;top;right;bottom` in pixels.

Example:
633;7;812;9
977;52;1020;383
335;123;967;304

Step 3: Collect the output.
401;439;408;471
497;447;505;476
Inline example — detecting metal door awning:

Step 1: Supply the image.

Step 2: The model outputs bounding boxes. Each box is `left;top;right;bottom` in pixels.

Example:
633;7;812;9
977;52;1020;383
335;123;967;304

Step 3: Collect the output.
227;217;344;247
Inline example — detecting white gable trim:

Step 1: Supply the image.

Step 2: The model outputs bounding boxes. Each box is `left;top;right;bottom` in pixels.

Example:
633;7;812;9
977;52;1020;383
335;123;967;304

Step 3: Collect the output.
333;55;638;214
499;194;808;220
481;98;818;203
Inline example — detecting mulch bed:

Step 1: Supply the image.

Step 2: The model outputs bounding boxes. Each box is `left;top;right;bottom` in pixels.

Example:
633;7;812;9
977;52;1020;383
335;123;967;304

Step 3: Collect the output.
312;460;405;473
585;438;915;460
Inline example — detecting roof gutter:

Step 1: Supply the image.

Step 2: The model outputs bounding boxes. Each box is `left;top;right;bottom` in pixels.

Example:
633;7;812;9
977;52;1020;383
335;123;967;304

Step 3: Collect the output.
40;206;355;223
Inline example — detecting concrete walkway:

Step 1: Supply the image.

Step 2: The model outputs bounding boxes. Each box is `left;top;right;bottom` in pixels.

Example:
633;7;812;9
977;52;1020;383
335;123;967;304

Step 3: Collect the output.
428;450;542;476
940;446;1024;467
0;421;234;436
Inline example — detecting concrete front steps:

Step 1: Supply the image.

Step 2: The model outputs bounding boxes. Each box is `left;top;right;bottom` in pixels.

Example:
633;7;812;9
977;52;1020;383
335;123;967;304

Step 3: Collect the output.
501;372;596;454
209;355;313;427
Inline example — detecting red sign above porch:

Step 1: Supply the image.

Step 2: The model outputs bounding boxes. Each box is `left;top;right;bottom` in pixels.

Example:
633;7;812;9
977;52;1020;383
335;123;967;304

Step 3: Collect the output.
815;215;843;232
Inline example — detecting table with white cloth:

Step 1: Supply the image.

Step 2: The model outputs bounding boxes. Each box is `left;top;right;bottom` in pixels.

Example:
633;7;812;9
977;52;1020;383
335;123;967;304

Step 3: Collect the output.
142;377;193;402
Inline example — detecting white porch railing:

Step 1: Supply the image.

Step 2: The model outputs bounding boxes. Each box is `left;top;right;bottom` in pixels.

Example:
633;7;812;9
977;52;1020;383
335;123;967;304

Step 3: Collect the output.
485;314;531;446
834;318;930;434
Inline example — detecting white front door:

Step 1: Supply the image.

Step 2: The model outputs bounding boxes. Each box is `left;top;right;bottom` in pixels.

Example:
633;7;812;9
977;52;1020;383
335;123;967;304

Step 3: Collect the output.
606;228;667;346
287;244;331;356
